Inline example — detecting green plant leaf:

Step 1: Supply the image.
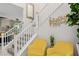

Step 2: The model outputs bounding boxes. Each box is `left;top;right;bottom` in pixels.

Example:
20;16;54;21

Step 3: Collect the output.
77;28;79;33
75;4;79;12
67;3;79;39
50;36;54;42
70;4;77;12
77;33;79;38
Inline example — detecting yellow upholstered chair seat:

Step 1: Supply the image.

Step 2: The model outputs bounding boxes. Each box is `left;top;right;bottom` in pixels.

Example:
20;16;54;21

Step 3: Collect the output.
27;38;47;56
47;40;74;56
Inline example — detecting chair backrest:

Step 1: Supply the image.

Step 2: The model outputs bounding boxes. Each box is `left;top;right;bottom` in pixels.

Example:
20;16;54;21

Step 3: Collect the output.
30;38;47;48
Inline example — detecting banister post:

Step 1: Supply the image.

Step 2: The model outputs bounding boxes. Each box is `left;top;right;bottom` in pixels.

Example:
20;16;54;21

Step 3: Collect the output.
36;12;39;34
14;34;17;56
1;33;4;56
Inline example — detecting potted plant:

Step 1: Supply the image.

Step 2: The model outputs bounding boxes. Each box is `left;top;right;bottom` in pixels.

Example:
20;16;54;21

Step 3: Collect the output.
66;3;79;44
49;35;54;47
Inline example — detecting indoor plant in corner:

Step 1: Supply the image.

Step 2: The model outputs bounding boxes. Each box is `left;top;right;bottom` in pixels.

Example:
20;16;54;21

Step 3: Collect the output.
49;35;54;47
66;3;79;46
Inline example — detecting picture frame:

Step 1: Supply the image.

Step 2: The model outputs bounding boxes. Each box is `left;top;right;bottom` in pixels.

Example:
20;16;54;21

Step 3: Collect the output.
26;4;34;20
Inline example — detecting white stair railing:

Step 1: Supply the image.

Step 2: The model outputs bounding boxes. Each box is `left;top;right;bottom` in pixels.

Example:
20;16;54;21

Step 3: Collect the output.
1;22;23;56
14;22;37;56
1;20;37;56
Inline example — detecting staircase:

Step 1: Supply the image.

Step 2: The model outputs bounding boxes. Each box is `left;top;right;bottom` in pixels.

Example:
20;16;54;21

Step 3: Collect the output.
0;20;37;56
0;3;63;56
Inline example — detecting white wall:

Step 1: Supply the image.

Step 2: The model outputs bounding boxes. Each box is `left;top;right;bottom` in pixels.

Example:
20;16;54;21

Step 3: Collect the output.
0;3;23;20
12;3;25;8
37;3;78;45
34;3;47;13
12;3;26;18
12;3;79;44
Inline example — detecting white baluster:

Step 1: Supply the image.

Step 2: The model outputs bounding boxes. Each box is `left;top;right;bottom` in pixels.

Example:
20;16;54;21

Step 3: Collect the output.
22;36;24;48
30;26;32;37
28;27;30;41
23;34;25;45
21;36;22;50
27;29;29;42
6;34;7;46
4;34;5;46
5;34;7;46
32;25;34;35
24;34;26;44
19;38;21;50
18;38;19;51
32;26;34;36
26;30;28;44
22;35;24;47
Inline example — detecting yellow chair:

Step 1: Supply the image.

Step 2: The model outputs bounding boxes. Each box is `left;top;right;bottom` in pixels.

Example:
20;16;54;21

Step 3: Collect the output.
27;38;47;56
47;41;74;56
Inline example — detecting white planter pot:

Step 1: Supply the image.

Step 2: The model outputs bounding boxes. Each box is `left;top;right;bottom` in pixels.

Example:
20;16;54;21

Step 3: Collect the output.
76;43;79;56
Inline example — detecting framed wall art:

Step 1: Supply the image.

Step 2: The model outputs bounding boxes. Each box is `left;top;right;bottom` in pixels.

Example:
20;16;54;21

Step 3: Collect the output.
26;4;34;20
